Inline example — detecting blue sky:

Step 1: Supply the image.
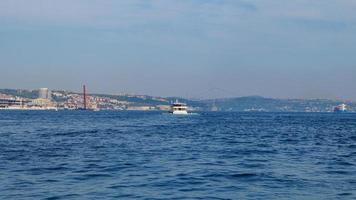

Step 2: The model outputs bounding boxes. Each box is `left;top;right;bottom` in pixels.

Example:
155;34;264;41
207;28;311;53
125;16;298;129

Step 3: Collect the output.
1;0;356;100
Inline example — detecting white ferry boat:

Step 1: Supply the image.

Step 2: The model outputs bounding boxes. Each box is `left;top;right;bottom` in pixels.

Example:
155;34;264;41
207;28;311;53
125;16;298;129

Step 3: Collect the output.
170;101;188;115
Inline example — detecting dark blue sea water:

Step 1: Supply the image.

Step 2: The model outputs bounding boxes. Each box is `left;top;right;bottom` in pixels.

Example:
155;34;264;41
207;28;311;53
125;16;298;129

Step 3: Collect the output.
0;111;355;200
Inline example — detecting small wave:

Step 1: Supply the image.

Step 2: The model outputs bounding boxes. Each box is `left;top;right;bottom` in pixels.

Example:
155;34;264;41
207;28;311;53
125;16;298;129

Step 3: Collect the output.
43;179;59;183
53;129;99;136
178;187;207;192
241;163;265;168
28;166;71;174
338;192;353;196
325;170;350;175
202;172;261;180
230;173;259;179
73;173;112;181
335;160;354;166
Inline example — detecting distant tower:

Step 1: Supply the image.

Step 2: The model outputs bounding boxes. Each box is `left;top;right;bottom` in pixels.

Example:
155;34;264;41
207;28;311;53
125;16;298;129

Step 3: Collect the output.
83;85;87;110
38;88;51;99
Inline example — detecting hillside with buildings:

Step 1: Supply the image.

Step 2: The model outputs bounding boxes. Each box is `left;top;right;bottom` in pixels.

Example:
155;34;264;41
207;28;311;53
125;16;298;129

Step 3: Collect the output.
0;88;355;112
0;88;174;111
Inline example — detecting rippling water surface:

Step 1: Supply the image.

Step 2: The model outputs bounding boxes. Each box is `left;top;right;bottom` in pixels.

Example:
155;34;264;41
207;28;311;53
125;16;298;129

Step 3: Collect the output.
0;111;355;199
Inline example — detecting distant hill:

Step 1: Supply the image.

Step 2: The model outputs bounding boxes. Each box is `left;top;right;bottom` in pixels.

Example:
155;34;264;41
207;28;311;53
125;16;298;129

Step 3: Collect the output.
202;96;356;112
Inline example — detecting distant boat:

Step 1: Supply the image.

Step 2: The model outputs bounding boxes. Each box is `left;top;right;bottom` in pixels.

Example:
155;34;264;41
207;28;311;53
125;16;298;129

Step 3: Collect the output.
334;104;347;113
211;100;218;112
170;100;188;115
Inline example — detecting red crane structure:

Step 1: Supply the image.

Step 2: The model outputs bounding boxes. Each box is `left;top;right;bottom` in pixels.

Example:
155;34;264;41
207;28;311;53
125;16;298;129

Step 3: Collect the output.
83;85;87;110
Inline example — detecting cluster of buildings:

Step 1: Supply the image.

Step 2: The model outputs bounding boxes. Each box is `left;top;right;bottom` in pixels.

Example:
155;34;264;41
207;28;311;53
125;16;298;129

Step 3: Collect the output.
51;91;166;111
0;88;57;110
0;87;172;111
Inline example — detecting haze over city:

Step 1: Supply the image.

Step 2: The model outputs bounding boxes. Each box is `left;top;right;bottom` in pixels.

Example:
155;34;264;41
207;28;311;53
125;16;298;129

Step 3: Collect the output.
1;0;356;100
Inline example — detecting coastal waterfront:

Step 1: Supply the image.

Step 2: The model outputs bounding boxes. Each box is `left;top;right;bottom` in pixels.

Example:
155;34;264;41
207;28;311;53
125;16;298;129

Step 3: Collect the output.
1;111;355;199
1;88;356;112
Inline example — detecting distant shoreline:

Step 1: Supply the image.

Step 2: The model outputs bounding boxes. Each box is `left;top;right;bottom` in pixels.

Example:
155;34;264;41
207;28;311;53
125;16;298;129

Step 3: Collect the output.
1;88;355;112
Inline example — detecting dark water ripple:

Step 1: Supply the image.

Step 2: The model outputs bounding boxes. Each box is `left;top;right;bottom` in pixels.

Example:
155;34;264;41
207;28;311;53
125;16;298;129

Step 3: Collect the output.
0;111;355;199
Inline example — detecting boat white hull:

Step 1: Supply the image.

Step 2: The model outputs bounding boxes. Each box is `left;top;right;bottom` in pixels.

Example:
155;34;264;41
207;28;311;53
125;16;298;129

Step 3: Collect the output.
172;110;188;115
